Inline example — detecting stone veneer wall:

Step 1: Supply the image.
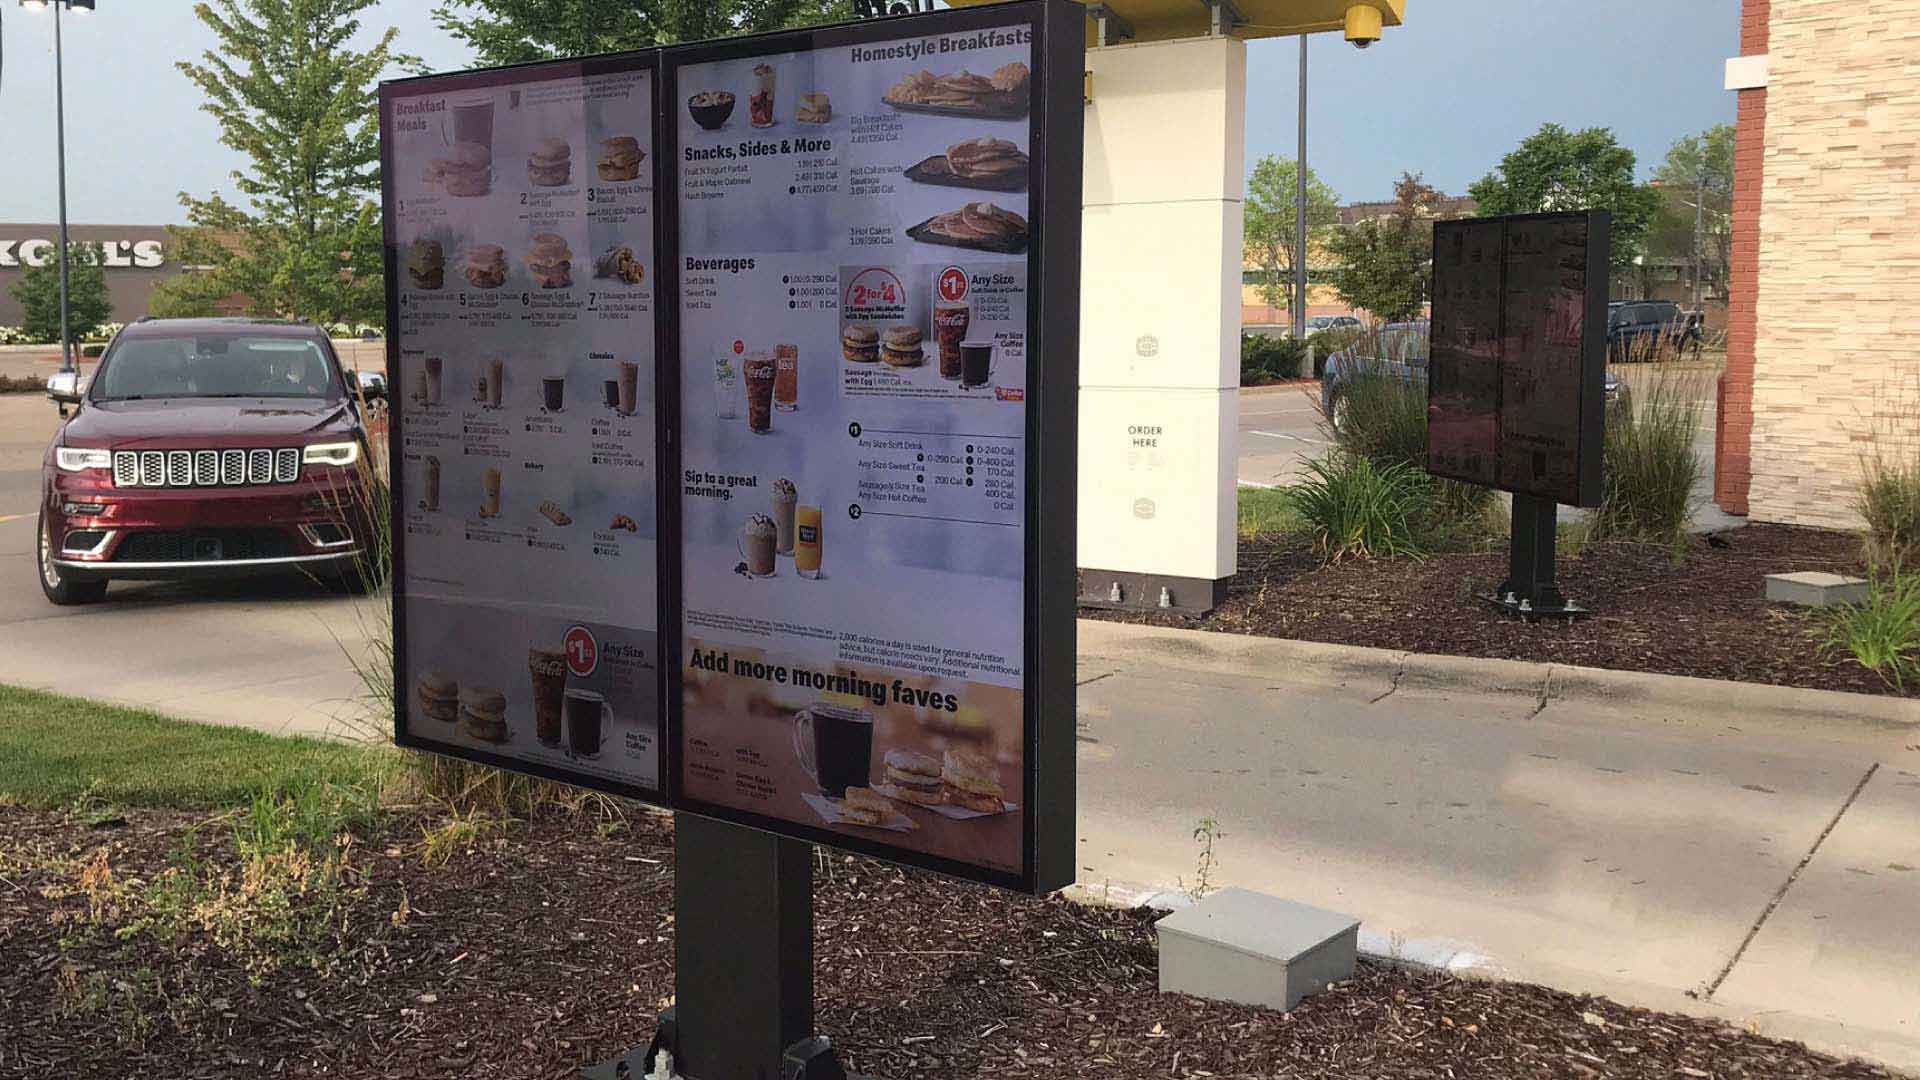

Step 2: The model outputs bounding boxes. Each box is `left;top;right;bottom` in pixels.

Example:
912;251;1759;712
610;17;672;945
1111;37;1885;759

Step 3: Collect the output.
1748;0;1920;528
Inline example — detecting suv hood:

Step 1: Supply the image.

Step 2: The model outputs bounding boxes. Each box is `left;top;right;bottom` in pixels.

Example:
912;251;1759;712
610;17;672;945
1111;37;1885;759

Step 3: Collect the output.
62;398;354;448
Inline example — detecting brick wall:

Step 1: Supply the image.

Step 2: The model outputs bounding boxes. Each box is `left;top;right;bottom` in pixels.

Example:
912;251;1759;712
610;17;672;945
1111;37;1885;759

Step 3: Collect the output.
1715;0;1767;516
1746;0;1920;528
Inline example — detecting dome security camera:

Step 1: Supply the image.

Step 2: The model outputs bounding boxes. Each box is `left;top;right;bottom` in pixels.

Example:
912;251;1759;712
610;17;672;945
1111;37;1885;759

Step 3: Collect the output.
1345;4;1383;49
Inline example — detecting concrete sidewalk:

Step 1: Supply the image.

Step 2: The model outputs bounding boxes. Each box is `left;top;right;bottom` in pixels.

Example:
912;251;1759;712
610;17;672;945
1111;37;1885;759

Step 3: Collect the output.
1075;619;1920;1073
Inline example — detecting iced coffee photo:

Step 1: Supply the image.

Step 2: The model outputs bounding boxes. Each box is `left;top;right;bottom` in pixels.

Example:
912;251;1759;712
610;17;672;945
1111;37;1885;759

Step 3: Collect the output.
739;513;778;577
771;478;798;555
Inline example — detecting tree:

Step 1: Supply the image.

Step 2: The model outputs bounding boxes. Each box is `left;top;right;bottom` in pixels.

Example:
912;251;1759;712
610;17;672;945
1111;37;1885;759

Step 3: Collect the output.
1467;123;1661;269
170;0;413;328
7;244;113;345
147;268;236;320
1244;155;1340;326
1648;124;1735;305
1326;173;1444;325
432;0;858;65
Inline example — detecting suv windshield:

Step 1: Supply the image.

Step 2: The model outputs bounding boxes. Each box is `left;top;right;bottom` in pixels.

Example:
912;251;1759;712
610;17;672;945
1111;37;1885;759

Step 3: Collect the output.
91;334;340;402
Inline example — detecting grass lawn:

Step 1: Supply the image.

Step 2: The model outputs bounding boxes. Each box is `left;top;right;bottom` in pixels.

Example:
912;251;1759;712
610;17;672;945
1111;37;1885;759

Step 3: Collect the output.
0;684;381;809
1238;485;1300;540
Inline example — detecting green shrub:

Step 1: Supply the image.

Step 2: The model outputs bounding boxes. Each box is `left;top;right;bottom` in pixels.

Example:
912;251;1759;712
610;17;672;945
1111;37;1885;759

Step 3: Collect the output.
1293;454;1431;561
1240;334;1305;385
1592;366;1706;547
1856;447;1920;570
1822;572;1920;690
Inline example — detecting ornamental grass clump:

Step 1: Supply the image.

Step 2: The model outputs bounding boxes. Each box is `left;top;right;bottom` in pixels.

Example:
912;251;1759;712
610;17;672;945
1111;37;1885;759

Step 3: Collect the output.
1293;454;1431;562
1591;364;1707;549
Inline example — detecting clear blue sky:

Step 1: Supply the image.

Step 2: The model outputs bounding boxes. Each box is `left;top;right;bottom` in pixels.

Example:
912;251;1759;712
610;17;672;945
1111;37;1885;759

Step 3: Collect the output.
0;0;1737;224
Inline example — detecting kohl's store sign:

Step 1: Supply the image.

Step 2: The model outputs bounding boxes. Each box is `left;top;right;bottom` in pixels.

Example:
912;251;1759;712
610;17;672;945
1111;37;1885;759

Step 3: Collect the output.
0;238;165;270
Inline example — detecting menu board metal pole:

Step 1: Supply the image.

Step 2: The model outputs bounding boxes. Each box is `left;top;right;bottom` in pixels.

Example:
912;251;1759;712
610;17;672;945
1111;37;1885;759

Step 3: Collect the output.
1499;493;1567;616
583;816;851;1080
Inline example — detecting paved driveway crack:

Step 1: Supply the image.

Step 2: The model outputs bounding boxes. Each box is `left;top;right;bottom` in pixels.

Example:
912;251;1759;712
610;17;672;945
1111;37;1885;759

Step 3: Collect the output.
1530;667;1557;718
1701;761;1880;1000
1367;653;1409;704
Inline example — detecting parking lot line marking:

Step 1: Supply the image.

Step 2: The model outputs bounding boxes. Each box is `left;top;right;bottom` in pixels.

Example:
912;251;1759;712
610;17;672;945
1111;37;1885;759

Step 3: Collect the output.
1237;479;1278;489
0;513;30;526
1248;429;1327;444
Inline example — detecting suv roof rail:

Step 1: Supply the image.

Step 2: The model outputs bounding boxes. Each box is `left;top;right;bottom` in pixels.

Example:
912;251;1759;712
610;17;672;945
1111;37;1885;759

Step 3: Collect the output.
134;315;155;323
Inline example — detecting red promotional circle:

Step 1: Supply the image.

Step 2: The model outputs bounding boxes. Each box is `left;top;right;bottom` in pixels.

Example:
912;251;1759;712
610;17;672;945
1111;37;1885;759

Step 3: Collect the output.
732;339;745;355
937;265;969;302
563;625;599;677
843;267;906;312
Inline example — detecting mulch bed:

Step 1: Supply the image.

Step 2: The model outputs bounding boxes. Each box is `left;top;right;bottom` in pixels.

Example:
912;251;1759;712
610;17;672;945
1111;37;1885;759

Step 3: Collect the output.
1089;523;1907;697
0;802;1902;1079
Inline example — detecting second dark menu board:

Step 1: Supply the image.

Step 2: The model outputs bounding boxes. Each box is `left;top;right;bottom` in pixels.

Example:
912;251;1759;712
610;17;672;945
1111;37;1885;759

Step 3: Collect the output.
1428;211;1610;508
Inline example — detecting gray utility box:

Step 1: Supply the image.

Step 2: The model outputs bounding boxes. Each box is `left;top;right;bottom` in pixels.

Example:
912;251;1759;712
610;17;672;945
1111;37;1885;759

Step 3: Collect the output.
1155;888;1359;1012
1765;571;1870;607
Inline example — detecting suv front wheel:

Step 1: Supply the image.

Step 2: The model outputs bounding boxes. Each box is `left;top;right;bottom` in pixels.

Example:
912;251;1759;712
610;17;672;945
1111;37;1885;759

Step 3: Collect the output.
38;510;109;605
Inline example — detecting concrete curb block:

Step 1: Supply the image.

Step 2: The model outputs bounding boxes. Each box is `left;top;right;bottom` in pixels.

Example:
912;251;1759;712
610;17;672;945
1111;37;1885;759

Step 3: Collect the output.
1061;880;1500;977
1077;618;1920;729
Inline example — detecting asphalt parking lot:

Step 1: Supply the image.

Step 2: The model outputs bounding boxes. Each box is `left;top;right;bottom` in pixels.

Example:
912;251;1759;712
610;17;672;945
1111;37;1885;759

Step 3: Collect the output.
0;383;380;739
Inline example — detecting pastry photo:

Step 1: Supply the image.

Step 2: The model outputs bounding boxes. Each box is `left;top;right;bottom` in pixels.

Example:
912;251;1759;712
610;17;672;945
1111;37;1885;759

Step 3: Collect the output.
904;136;1030;193
841;323;880;364
907;201;1030;254
687;91;736;131
796;91;832;125
458;686;509;744
597;135;645;181
461;244;507;289
528;136;572;187
882;61;1030;119
440;141;494;197
524;233;574;288
416;670;459;722
593;244;645;285
407;239;445;290
881;324;925;368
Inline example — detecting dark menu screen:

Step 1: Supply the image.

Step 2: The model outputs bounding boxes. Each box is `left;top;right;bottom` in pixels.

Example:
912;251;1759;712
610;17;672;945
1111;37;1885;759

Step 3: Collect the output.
1428;211;1609;507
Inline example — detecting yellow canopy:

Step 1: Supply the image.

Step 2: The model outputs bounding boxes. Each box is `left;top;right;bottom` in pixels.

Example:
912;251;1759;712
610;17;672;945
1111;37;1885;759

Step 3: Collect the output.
947;0;1405;45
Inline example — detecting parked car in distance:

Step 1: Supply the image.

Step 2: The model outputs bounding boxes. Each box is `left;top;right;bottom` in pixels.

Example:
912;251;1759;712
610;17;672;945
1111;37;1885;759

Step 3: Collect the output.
1320;320;1624;436
1607;300;1701;362
1304;314;1363;334
38;317;378;605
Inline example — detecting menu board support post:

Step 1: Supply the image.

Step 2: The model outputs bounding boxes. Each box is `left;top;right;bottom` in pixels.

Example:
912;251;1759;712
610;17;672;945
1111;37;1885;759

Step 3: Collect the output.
585;813;864;1080
1493;492;1582;618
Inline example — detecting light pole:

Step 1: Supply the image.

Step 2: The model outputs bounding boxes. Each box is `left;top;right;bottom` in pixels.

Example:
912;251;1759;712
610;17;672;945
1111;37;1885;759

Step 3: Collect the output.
1293;32;1307;342
19;0;95;375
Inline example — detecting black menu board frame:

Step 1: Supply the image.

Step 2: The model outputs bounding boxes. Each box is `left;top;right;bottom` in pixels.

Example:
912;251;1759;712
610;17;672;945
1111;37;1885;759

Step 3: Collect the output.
1428;211;1611;508
380;50;672;806
660;0;1083;895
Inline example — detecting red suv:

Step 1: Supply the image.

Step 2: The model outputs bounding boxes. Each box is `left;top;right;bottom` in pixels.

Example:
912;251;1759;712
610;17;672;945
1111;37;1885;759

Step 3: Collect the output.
38;318;378;605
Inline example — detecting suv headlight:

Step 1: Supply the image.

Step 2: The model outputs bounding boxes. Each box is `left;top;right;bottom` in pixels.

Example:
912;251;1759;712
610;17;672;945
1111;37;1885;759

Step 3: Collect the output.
55;447;112;472
303;442;361;467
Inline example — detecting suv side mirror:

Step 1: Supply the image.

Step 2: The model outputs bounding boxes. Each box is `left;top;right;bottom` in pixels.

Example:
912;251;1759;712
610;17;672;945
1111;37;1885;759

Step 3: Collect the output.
47;371;82;404
46;371;81;418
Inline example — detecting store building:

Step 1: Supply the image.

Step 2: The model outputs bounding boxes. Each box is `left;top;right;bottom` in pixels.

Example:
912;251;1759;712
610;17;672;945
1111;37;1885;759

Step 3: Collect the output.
0;223;176;328
1717;0;1920;527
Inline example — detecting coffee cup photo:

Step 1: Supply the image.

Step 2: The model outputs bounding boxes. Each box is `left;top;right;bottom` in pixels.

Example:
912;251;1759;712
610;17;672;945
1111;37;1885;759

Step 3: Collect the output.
792;702;874;798
563;687;613;761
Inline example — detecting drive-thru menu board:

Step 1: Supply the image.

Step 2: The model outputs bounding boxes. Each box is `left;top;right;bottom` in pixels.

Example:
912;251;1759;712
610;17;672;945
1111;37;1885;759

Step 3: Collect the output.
381;55;666;800
1428;211;1610;508
666;3;1079;890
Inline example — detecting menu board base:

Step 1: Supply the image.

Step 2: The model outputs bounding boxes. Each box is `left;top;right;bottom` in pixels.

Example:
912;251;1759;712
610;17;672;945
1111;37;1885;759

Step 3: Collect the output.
1480;592;1592;622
